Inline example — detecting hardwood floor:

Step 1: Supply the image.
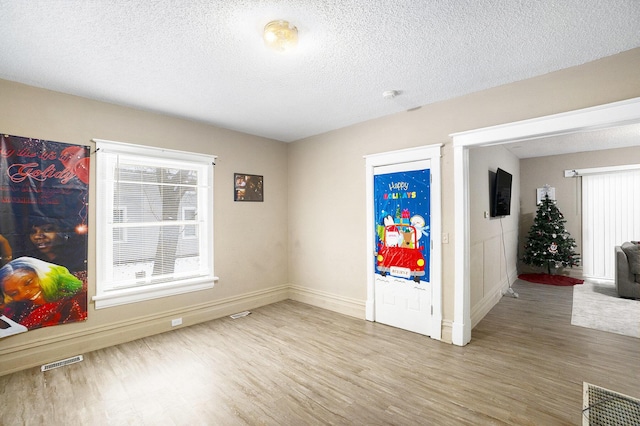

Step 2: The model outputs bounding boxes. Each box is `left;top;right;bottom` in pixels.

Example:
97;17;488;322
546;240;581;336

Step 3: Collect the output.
1;279;638;425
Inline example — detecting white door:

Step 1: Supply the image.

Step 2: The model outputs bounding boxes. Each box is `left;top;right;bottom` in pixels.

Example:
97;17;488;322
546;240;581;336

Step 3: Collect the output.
365;145;441;338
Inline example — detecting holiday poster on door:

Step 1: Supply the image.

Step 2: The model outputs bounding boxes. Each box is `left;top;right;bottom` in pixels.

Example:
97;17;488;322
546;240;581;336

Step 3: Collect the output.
0;133;89;339
374;169;431;282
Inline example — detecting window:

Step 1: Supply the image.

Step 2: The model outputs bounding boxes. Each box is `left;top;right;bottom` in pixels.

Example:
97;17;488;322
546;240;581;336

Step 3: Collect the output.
93;139;217;309
581;167;640;280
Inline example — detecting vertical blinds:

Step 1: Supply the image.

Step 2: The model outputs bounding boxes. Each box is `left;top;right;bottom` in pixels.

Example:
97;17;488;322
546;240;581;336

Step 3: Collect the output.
582;170;640;280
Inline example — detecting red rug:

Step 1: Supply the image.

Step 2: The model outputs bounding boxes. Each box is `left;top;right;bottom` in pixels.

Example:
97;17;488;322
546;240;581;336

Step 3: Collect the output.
518;273;584;286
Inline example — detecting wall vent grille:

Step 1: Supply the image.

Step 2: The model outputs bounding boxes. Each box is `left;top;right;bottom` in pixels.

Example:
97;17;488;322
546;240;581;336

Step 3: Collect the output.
41;355;84;372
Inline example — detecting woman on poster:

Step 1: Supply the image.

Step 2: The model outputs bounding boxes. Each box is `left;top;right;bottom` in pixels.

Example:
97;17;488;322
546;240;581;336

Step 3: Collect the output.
23;218;87;273
0;257;86;335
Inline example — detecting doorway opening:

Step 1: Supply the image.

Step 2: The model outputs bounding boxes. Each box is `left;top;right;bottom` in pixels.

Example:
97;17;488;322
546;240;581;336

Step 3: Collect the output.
451;97;640;346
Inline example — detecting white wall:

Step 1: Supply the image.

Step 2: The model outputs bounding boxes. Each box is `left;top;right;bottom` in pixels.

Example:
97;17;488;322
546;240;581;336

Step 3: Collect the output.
468;146;519;326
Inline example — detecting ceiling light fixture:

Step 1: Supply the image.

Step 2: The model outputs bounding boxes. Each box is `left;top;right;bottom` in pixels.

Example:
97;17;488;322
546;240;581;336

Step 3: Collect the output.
382;90;399;99
263;20;298;53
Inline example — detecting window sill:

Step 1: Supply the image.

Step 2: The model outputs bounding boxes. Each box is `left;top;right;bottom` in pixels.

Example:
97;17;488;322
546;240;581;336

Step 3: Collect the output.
92;276;219;309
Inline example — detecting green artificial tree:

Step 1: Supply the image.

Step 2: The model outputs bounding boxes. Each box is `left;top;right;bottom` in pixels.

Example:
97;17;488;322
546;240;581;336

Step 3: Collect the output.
522;193;580;274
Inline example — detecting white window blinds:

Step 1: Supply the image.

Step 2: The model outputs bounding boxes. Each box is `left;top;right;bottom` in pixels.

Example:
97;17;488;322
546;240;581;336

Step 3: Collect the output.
93;139;216;308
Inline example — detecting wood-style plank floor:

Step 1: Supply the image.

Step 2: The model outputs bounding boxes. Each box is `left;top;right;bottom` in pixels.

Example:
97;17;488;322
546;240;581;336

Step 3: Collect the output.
1;279;639;425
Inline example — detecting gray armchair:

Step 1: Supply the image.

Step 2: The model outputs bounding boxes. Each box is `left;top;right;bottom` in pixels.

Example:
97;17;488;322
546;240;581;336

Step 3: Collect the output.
615;244;640;299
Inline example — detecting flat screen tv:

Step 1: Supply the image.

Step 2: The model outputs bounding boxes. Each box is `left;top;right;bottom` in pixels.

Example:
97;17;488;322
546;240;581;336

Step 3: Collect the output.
490;168;512;217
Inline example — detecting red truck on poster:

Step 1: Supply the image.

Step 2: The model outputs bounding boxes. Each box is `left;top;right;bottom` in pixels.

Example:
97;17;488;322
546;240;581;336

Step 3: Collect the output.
376;224;425;282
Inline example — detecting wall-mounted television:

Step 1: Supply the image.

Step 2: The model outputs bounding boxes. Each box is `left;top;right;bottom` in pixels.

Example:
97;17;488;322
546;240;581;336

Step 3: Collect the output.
490;168;513;217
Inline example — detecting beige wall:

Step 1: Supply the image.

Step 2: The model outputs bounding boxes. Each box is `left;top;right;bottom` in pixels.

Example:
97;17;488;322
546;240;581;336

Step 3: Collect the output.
0;80;290;375
288;48;640;340
519;146;640;274
1;47;640;374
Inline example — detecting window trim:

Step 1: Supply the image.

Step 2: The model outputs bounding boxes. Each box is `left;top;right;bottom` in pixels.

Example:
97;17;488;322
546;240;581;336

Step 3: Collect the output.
112;206;128;243
92;139;218;309
181;205;198;239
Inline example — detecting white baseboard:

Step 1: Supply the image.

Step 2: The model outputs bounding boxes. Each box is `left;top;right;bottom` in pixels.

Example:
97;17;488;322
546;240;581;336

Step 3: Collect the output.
470;269;517;329
290;286;450;342
471;284;504;328
288;285;365;319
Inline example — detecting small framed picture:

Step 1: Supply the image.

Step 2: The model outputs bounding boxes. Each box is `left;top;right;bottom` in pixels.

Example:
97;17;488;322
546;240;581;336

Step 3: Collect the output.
234;173;263;202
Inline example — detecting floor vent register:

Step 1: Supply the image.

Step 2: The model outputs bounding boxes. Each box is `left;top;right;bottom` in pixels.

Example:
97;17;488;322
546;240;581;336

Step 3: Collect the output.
41;355;84;372
583;382;640;425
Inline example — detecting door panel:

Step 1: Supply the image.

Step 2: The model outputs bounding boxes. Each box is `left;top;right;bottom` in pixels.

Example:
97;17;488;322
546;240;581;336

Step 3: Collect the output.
375;275;431;335
373;160;432;335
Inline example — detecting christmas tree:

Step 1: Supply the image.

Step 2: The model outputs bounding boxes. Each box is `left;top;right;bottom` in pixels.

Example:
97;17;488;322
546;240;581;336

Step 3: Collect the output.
522;193;580;274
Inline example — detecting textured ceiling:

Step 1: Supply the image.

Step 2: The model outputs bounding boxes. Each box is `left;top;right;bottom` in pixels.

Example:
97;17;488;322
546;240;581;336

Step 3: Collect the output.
500;122;640;159
0;1;639;143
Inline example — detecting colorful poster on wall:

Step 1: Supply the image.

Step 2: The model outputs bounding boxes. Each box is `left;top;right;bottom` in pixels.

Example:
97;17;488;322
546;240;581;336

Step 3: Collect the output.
374;168;430;282
0;134;89;338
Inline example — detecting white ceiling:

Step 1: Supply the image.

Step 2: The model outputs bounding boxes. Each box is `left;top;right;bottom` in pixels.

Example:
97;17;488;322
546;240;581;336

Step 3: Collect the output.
1;1;639;146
